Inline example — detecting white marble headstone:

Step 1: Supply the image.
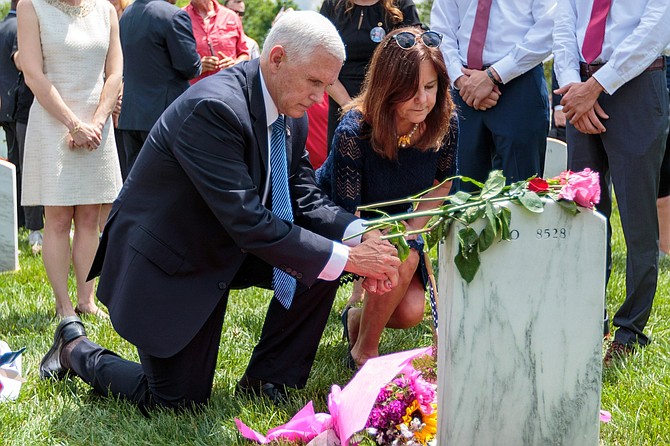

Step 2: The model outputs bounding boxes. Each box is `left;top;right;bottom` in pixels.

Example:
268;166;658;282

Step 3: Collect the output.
437;199;606;446
0;159;19;272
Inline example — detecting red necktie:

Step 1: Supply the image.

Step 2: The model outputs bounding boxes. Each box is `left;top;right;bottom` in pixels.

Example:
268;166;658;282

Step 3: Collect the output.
582;0;612;64
467;0;493;70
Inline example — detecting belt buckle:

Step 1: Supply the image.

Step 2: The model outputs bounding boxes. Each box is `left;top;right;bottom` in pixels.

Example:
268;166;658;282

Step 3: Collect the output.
584;64;595;77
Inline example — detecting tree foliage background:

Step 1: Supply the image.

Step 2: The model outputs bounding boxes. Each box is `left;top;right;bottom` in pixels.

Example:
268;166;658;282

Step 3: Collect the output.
1;2;10;18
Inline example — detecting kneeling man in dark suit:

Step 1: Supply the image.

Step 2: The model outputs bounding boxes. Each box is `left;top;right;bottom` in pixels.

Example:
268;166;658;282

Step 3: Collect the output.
39;11;401;411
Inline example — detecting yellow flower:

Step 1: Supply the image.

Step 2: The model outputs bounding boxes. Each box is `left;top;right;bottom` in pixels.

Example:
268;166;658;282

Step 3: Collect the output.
400;401;437;445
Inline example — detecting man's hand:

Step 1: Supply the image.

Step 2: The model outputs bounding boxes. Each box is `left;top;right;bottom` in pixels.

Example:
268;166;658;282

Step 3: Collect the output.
345;237;401;293
459;68;501;111
572;102;609;134
554;107;566;128
556;77;604;124
555;79;608;134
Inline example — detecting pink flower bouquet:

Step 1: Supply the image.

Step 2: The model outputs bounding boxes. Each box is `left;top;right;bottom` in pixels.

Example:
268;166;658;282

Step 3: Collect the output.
236;347;436;446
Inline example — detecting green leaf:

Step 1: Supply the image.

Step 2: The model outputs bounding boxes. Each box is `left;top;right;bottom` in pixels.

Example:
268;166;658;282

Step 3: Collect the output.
498;207;512;240
455;248;481;283
425;216;442;249
462;206;484;224
388;234;410;262
457;227;478;256
459;175;485;190
518;190;545;213
554;198;580;215
508;180;527;197
485;201;497;237
386;224;410;261
478;218;496;252
450;191;473;205
479;170;506;200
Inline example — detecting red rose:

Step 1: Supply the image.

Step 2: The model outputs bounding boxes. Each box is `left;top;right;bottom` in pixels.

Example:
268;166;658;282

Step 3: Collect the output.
528;178;550;192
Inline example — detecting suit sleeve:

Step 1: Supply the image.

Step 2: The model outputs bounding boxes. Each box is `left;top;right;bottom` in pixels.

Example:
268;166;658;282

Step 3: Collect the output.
170;98;337;285
167;10;202;80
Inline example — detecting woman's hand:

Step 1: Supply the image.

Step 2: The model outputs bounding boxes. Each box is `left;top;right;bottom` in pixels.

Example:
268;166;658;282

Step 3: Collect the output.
68;121;102;151
201;55;220;73
112;94;122;128
217;51;236;69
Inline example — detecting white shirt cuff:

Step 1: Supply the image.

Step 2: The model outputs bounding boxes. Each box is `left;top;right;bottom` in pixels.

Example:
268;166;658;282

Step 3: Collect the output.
318;219;365;281
342;219;365;246
319;242;349;281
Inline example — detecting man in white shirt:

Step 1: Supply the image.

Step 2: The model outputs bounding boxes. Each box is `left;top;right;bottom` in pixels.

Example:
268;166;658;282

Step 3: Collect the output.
431;0;555;191
554;0;670;365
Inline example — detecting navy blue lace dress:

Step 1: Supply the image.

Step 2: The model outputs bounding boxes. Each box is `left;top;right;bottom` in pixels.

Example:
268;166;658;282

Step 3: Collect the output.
316;109;458;219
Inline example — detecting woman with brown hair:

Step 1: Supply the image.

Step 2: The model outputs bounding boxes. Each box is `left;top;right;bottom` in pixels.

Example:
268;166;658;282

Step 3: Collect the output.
317;27;458;368
320;0;421;151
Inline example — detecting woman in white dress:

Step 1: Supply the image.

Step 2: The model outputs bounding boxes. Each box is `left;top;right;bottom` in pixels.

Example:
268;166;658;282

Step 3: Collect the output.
17;0;123;318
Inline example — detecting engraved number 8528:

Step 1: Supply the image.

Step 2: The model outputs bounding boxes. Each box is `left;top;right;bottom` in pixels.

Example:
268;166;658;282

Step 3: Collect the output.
536;228;567;239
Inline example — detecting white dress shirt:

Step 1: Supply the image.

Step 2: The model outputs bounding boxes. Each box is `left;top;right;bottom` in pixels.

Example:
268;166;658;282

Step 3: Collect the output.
431;0;555;84
554;0;670;94
258;70;364;281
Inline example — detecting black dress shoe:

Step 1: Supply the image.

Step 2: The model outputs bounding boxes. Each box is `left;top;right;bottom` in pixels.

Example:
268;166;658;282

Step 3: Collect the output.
236;375;288;405
40;315;87;380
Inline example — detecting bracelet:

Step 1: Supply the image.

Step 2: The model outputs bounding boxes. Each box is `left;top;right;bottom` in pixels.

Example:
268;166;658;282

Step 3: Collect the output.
70;122;83;136
485;68;502;86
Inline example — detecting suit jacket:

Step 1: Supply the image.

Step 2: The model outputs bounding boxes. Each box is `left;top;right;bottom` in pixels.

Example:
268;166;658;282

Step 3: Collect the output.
118;0;201;132
90;59;356;358
0;11;19;122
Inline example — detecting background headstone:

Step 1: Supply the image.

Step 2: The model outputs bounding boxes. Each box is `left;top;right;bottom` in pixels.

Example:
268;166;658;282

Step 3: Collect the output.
0;159;19;272
437;199;606;445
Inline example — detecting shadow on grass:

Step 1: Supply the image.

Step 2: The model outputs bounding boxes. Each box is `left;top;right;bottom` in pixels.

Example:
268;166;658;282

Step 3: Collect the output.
42;377;256;445
0;307;56;336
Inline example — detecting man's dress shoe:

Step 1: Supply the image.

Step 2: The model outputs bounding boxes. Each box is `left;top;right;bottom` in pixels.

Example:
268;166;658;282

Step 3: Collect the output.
236;375;288;405
40;316;87;380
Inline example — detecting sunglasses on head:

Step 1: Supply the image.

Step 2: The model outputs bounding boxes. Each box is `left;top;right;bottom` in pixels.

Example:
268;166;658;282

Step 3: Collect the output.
391;31;442;49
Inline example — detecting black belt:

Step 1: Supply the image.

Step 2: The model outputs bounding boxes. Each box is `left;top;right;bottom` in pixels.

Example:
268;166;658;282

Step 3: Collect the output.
579;57;666;79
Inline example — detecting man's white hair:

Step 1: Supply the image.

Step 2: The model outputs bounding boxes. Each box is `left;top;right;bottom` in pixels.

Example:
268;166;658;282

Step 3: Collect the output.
262;10;345;64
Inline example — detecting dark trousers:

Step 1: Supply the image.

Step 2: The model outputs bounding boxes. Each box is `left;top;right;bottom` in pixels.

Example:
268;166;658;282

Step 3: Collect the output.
453;65;549;191
15;122;43;231
120;129;149;179
69;278;339;409
70;295;228;411
114;128;128;181
244;280;339;387
567;68;669;346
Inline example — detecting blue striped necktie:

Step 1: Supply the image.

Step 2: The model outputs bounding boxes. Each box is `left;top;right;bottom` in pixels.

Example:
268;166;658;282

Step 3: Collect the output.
270;115;297;309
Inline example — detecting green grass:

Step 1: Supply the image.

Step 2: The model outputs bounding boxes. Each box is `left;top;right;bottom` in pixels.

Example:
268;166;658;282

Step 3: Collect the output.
1;202;668;445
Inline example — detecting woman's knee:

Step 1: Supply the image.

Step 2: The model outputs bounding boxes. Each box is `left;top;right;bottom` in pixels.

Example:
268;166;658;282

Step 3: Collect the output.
391;290;426;329
44;207;74;234
74;205;102;231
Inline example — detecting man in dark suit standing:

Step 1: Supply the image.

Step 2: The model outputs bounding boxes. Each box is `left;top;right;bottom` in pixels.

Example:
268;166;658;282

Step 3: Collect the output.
39;11;401;411
117;0;202;179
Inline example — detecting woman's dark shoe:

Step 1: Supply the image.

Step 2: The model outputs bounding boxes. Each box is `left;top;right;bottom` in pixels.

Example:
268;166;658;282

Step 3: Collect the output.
39;316;87;380
341;306;356;370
